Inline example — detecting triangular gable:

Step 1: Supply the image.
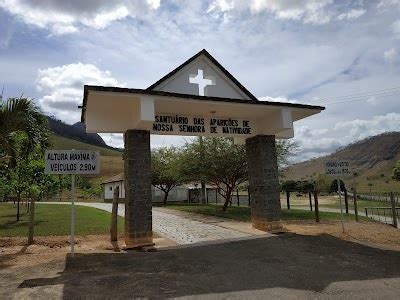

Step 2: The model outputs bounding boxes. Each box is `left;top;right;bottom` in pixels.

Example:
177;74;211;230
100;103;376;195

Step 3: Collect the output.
147;49;258;101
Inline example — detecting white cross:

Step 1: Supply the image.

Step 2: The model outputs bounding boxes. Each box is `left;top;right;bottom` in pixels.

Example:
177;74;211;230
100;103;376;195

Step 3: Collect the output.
189;69;215;96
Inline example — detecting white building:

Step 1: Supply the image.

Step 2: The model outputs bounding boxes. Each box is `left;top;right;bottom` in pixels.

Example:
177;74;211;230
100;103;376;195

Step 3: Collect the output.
102;173;190;203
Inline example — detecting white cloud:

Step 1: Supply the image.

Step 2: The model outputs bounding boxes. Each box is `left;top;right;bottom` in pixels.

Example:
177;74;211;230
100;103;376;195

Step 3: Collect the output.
294;113;400;161
0;0;160;35
384;48;397;62
36;63;122;123
377;0;400;9
208;0;367;25
337;9;366;21
392;19;400;38
99;133;124;149
250;0;334;24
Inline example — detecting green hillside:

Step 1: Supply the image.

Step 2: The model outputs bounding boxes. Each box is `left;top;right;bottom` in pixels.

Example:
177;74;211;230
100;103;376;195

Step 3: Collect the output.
50;134;122;157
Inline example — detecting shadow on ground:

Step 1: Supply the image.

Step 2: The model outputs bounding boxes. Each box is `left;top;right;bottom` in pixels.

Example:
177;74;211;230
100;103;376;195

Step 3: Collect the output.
19;234;400;298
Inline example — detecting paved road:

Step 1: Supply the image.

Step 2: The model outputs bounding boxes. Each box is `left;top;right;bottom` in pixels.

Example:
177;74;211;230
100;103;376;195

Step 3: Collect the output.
62;202;251;245
8;234;400;299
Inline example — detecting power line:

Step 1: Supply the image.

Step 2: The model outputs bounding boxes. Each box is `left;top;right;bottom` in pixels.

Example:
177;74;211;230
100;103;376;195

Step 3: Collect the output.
307;86;400;104
323;91;400;104
323;92;400;105
309;90;400;103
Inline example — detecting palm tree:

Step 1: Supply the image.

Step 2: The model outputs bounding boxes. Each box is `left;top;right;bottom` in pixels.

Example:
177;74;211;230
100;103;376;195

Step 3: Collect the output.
0;97;49;162
0;97;50;221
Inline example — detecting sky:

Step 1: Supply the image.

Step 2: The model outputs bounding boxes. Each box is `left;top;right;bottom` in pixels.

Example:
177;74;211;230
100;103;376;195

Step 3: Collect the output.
0;0;399;162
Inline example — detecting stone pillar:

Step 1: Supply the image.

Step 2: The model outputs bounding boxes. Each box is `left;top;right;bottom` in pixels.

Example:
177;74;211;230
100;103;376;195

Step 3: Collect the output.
124;129;153;248
246;135;283;232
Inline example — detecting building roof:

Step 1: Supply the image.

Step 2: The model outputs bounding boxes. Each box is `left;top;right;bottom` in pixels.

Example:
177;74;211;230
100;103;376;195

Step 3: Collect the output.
146;49;258;101
101;173;123;184
80;85;325;123
79;49;325;123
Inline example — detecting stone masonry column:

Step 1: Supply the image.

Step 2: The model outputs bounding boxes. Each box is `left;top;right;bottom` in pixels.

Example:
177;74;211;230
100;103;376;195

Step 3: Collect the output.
124;129;153;248
246;135;283;232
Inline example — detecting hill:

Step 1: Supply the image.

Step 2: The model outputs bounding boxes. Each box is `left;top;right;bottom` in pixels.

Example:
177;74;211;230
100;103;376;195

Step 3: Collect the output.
50;134;121;157
285;132;400;193
47;116;121;151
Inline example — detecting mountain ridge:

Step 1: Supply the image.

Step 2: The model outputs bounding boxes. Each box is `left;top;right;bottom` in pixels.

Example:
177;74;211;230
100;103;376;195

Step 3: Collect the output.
285;132;400;192
47;116;121;152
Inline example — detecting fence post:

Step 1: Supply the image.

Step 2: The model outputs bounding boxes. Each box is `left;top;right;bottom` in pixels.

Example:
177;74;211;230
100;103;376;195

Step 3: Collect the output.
237;189;240;206
215;188;218;204
308;191;312;211
206;188;209;204
353;188;359;222
365;207;368;218
390;191;398;228
110;186;119;242
286;191;290;210
248;187;251;207
344;190;349;214
314;189;319;223
28;196;35;245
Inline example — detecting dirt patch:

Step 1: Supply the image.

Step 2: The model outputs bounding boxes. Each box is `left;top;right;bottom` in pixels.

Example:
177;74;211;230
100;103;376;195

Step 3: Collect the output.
284;220;400;251
0;233;175;269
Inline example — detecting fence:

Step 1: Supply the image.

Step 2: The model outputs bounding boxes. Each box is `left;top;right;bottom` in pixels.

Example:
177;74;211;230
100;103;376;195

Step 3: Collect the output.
365;207;399;226
189;188;251;206
348;192;400;203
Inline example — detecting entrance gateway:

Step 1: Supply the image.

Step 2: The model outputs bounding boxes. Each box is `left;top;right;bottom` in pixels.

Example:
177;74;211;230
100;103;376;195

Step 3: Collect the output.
80;49;325;248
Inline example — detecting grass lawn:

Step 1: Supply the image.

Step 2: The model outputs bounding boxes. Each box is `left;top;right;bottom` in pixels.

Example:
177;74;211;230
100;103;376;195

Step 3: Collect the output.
166;204;367;222
0;203;124;237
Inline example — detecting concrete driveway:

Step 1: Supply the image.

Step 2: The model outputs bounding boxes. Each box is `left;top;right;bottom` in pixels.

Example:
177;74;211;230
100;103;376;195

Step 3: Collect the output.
42;202;263;245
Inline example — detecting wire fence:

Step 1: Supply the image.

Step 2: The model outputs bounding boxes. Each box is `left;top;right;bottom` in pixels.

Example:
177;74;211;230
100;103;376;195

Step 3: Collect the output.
348;192;400;203
365;207;399;226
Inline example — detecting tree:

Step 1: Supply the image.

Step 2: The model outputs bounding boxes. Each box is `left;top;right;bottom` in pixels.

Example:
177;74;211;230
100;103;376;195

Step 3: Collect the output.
393;160;400;181
183;138;248;211
281;180;297;192
276;139;298;174
20;155;57;244
182;137;298;211
1;98;51;221
296;181;315;192
180;138;208;191
329;179;347;193
9;133;51;220
151;147;184;205
0;97;48;162
314;173;331;193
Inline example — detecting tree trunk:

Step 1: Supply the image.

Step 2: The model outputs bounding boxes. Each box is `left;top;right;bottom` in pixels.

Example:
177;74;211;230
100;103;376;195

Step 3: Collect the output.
222;187;233;211
201;181;206;204
163;191;169;205
344;190;349;214
28;196;35;245
314;189;319;223
17;193;21;221
110;186;119;242
286;191;290;209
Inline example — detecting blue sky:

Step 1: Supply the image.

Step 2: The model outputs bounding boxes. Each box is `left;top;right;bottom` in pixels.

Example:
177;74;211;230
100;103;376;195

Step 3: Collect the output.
0;0;399;162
